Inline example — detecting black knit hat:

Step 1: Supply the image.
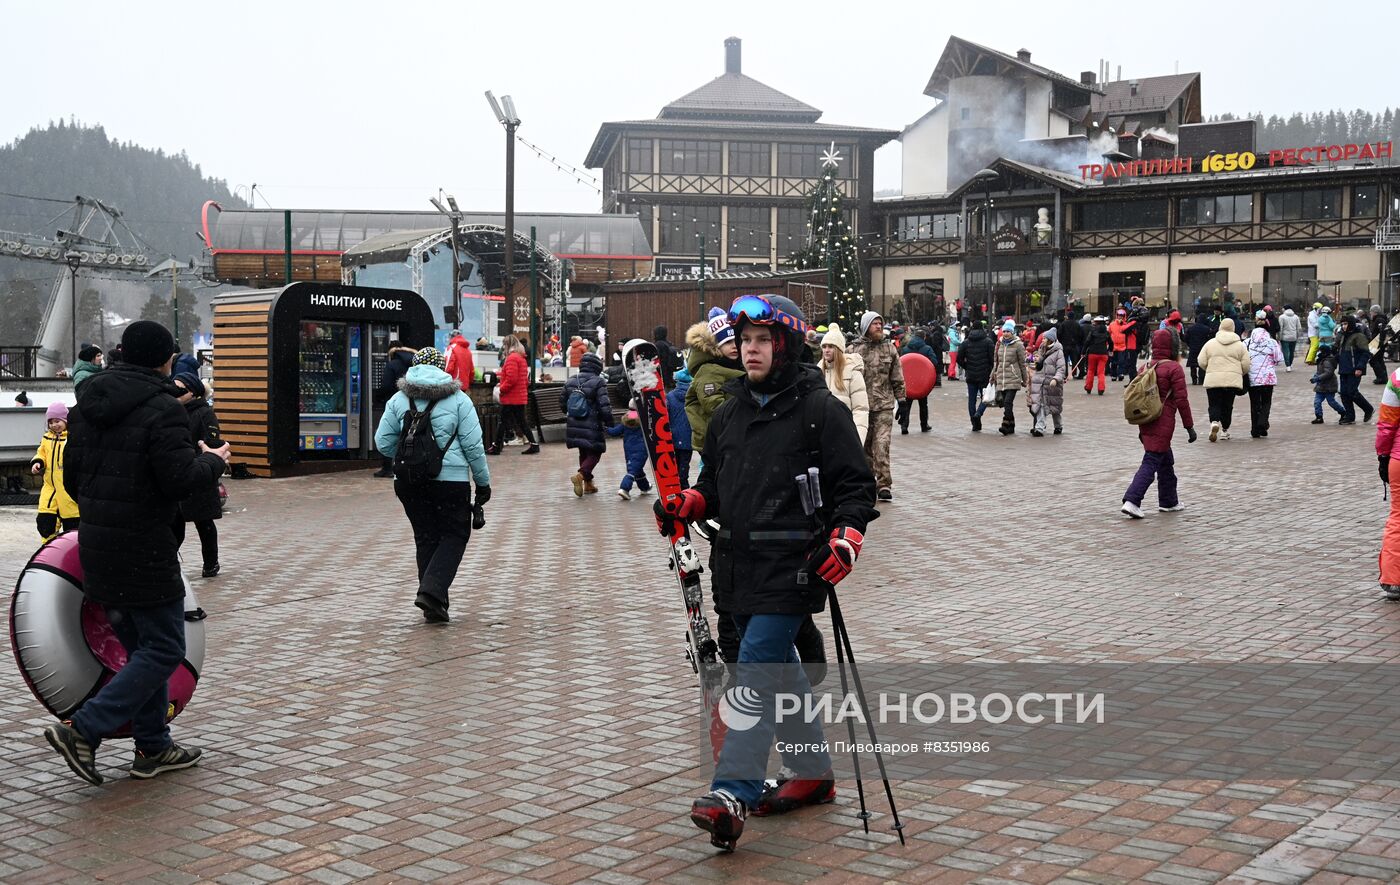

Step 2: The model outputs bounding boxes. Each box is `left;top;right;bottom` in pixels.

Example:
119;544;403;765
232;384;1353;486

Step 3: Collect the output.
173;371;206;399
121;321;176;368
77;344;102;362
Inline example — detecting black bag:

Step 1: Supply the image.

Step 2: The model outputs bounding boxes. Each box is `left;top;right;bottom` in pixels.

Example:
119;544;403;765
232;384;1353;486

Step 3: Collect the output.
393;398;456;484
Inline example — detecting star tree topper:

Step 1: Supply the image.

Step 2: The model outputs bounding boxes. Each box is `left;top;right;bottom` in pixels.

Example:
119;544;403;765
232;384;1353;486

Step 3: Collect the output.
820;142;842;171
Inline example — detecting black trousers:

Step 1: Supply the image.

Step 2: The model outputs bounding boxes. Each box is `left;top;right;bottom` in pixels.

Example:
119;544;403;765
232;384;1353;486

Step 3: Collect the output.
1371;351;1388;383
1247;385;1274;436
394;479;472;608
37;513;78;539
1206;387;1237;430
493;404;536;449
171;518;219;569
897;396;929;430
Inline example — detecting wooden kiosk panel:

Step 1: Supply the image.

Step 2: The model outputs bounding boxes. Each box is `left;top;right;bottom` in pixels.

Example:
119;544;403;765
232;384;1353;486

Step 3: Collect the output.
211;282;434;478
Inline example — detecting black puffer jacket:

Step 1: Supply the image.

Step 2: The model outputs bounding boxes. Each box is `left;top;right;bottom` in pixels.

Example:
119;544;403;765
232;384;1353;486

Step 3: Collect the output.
1184;321;1214;367
178;397;224;523
1083;324;1111;356
654;326;680;390
64;364;225;607
560;353;614;451
1057;315;1085;349
694;362;878;616
956;328;996;387
379;347;415;399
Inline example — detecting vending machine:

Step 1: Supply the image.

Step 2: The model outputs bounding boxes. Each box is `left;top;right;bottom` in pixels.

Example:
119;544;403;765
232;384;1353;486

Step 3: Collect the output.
297;321;362;452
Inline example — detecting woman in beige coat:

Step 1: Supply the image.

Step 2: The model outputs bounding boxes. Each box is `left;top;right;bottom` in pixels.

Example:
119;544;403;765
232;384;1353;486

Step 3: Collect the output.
820;325;869;445
1198;317;1253;441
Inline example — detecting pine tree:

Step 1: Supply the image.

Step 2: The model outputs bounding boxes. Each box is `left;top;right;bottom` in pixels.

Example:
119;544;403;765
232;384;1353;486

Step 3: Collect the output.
787;144;866;327
139;286;200;351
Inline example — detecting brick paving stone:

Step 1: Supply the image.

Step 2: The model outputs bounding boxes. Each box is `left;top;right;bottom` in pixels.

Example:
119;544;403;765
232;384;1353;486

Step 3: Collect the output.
4;376;1400;881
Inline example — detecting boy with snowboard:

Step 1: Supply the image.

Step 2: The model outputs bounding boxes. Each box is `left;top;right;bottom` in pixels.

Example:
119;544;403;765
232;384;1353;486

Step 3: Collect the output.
654;294;878;851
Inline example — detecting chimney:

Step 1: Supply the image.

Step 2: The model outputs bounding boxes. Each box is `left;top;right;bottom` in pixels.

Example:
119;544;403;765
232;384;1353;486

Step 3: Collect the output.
1016;48;1031;62
725;37;741;74
1080;70;1097;86
1129;80;1139;97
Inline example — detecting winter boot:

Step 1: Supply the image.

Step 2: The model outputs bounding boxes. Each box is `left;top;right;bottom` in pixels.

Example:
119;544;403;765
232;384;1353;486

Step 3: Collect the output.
1384;584;1400;601
999;419;1014;436
751;767;836;817
582;479;599;495
521;444;540;454
691;789;747;852
571;472;584;498
971;415;982;432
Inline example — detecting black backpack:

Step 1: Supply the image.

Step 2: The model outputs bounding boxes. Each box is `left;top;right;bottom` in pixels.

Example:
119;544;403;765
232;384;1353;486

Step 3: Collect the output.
393;398;456;484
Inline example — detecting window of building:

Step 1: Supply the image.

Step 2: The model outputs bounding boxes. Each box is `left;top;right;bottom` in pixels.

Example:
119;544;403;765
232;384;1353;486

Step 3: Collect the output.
1353;184;1380;218
728;143;770;177
627;139;652;174
630;203;653;249
895;212;960;240
658;204;720;253
1263;188;1342;221
1263;265;1317;307
727;206;771;256
1098;271;1146;299
658;140;721;175
777;143;821;178
903;280;944;322
992;207;1040;236
1178;194;1252;225
1077;200;1168;230
1178;268;1229;302
776;207;809;260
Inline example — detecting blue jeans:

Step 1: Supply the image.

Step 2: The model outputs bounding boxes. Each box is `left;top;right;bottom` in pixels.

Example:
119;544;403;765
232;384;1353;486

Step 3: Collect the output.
712;613;833;806
1314;392;1344;417
71;599;186;753
966;381;986;420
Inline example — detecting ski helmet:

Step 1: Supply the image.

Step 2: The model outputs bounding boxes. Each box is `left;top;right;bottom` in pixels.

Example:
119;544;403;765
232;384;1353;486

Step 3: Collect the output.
727;294;809;369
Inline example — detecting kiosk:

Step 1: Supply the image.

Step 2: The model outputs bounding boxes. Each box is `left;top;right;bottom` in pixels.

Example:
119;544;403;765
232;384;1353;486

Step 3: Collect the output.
211;282;435;477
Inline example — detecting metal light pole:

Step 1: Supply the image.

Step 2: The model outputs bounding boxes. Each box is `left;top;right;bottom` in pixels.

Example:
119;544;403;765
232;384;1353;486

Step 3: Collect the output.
64;250;81;369
529;225;539;383
486;91;522;349
430;194;464;329
698;235;706;319
973;168;999;323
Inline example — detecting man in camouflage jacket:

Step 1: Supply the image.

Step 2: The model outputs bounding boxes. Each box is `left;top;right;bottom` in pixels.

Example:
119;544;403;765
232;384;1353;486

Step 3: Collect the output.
848;311;905;501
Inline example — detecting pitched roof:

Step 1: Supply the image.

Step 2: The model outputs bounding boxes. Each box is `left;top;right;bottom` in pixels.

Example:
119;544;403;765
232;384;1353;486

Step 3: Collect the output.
1093;73;1200;117
924;36;1098;101
659;72;821;122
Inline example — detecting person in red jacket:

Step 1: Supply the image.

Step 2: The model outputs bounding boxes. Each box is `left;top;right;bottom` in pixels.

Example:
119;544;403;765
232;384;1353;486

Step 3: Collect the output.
444;331;475;388
1121;329;1197;518
487;335;539;455
1108;309;1136;381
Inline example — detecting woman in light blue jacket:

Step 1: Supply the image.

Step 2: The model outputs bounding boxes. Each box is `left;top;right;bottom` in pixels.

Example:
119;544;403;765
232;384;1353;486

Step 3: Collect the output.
374;346;491;623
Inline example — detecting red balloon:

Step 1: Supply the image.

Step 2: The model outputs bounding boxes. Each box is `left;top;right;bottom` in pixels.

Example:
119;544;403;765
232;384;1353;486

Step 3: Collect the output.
900;353;937;399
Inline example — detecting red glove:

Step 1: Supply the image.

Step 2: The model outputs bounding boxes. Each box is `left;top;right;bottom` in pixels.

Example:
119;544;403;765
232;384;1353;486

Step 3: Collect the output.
653;489;705;535
807;527;864;586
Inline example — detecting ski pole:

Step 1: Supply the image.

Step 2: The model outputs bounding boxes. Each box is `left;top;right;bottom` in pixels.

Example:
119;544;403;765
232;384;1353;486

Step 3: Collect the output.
829;589;906;845
830;598;870;833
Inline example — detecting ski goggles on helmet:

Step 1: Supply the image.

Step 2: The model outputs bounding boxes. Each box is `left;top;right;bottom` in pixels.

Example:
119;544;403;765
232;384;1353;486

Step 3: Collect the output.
727;294;809;337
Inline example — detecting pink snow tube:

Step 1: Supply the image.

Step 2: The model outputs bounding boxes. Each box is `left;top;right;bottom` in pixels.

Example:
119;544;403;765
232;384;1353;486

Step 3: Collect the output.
9;532;206;736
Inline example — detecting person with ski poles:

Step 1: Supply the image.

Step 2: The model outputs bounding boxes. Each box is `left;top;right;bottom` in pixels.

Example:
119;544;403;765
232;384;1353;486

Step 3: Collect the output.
654;293;878;852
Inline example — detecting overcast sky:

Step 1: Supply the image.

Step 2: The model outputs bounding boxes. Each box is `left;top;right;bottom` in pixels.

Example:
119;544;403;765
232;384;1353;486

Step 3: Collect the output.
5;0;1396;222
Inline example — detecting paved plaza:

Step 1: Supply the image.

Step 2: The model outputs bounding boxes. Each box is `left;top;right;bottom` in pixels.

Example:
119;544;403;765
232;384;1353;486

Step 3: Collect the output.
4;372;1400;884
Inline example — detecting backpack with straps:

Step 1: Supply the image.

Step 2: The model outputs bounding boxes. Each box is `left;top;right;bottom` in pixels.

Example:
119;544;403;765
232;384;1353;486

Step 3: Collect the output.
393;398;456;484
1123;361;1163;425
565;384;594;420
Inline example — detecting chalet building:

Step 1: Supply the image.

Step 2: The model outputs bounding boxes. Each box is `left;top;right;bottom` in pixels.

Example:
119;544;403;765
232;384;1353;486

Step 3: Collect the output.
584;38;897;276
870;37;1400;322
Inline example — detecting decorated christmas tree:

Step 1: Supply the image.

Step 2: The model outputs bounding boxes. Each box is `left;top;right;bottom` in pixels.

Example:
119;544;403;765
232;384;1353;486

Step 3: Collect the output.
788;143;866;326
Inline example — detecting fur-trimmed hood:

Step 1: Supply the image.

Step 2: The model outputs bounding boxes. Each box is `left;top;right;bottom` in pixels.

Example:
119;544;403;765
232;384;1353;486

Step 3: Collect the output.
686;320;739;374
399;364;462;400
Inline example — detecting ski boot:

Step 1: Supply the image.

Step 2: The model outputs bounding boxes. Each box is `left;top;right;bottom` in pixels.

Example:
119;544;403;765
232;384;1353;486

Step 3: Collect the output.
751;767;836;817
691;789;746;852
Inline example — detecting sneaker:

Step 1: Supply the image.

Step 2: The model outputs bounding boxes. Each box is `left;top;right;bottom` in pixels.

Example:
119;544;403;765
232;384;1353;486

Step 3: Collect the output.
616;489;630;500
130;743;202;779
1383;584;1400;601
43;720;102;785
201;563;221;578
1120;501;1145;519
877;488;893;501
1053;427;1062;435
1285;365;1292;372
1311;416;1324;424
1030;428;1044;437
752;768;837;816
691;789;747;852
414;593;449;623
571;472;584;498
1209;422;1220;442
1158;503;1186;512
1338;418;1356;426
1220;430;1231;440
637;485;652;496
521;445;540;454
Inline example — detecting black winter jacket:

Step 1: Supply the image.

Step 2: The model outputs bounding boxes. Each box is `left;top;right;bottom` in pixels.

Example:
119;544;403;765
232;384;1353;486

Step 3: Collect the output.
560;353;615;451
655;335;680;390
64;364;226;607
178;397;224;523
1184;321;1214;366
380;348;414;398
956;329;996;387
1083;325;1111;356
694;363;878;616
1057;316;1085;349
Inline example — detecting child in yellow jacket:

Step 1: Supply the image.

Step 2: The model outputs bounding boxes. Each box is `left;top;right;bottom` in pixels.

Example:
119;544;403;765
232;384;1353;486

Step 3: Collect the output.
30;402;79;539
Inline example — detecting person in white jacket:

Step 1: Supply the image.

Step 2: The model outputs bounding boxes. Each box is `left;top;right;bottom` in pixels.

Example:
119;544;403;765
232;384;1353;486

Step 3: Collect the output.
818;325;869;445
1278;306;1302;371
1306;302;1322;365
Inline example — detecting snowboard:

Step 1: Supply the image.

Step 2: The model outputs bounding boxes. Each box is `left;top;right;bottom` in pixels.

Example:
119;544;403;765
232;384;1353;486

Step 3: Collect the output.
624;340;728;760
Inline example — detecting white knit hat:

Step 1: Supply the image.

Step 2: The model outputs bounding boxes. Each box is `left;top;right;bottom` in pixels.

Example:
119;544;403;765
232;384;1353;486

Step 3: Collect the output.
820;324;847;349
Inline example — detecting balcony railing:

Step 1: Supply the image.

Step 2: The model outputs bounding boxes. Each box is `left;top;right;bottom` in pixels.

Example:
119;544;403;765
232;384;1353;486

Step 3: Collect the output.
621;172;856;200
1067;217;1379;252
0;346;39;380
